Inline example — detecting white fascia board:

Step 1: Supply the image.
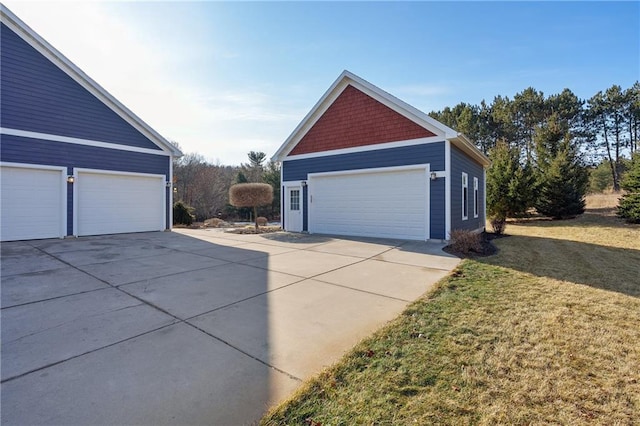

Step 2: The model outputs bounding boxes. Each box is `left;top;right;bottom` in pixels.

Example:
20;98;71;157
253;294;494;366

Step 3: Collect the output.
283;136;444;161
272;70;455;161
1;128;171;156
0;6;182;158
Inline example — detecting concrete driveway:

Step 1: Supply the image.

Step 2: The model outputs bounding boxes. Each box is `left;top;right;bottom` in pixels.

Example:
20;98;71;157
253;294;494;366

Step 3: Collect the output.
1;229;459;425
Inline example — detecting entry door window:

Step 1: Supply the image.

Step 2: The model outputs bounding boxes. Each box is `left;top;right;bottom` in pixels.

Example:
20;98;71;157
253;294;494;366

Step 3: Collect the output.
290;189;300;211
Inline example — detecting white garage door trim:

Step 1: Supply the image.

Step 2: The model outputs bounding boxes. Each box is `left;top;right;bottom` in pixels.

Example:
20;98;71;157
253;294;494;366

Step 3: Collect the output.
0;162;67;241
73;168;166;237
308;164;430;241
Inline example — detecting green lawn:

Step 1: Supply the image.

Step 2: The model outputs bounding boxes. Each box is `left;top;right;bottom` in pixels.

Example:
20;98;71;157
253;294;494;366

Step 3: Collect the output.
261;206;640;425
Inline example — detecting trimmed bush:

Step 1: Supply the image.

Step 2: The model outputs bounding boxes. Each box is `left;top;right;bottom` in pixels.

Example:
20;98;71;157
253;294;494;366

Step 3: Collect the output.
449;229;482;254
173;201;195;226
490;215;507;235
229;183;273;229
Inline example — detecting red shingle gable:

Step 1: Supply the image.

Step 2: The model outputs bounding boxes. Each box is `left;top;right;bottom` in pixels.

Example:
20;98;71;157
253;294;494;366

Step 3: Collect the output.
289;85;435;156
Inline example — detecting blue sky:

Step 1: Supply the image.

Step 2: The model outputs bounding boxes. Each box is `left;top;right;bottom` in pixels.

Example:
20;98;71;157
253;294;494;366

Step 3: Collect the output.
6;1;639;165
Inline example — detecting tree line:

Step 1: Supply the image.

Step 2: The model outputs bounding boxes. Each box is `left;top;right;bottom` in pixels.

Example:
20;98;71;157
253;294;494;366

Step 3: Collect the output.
430;82;639;222
172;150;280;222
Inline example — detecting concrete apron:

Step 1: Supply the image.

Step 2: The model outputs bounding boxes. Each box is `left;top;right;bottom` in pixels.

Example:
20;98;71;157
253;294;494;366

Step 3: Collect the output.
0;229;459;425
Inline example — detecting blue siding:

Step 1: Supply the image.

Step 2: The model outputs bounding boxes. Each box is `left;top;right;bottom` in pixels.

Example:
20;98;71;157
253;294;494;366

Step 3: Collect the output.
450;145;485;233
283;142;446;239
283;142;445;181
0;23;161;151
0;135;169;176
430;178;446;239
302;185;308;231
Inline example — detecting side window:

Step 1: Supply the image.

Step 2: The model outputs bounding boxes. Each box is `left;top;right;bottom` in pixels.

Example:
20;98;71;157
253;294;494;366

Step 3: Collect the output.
290;189;300;211
473;177;479;218
462;173;468;220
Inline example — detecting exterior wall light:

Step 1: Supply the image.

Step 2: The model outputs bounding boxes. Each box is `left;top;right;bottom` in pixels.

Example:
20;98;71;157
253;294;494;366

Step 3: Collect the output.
301;181;307;187
67;175;75;184
430;172;438;180
165;181;172;188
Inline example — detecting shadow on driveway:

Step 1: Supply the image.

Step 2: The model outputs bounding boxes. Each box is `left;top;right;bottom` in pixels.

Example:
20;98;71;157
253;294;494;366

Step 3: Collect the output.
1;229;458;425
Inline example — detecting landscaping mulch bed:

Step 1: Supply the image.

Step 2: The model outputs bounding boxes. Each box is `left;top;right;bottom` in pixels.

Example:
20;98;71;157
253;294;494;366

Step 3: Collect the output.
225;226;282;235
443;232;504;258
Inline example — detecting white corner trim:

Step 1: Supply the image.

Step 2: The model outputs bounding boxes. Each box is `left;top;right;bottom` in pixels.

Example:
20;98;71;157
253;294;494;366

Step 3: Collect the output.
483;168;487;225
444;140;452;239
168;159;174;231
1;128;171;156
283;136;445;161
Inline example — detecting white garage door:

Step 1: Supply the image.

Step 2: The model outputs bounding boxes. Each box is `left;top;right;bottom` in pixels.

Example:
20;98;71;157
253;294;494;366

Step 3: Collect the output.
309;166;429;240
76;170;165;236
0;164;66;241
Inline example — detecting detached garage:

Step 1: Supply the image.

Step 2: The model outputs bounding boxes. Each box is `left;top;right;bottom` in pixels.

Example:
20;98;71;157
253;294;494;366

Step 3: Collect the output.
0;6;181;242
273;71;490;241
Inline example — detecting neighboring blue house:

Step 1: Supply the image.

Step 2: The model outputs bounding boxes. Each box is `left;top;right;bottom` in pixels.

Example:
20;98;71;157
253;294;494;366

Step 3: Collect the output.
0;6;182;242
272;71;490;241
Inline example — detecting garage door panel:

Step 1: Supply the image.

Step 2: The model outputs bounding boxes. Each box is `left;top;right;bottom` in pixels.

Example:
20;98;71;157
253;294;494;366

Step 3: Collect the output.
77;172;164;236
1;166;65;241
310;168;428;240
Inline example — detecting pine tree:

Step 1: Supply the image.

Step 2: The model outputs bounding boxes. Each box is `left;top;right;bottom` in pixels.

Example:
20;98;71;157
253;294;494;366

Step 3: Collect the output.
535;137;589;219
487;141;535;219
617;153;640;223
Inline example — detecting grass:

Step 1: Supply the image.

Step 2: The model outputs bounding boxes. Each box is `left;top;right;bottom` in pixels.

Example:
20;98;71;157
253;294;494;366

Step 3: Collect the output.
261;196;640;425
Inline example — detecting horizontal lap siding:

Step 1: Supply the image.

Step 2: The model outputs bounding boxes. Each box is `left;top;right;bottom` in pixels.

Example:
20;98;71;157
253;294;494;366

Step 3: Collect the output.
430;178;446;239
283;142;446;239
450;145;485;232
283;143;445;181
0;23;161;151
0;135;169;176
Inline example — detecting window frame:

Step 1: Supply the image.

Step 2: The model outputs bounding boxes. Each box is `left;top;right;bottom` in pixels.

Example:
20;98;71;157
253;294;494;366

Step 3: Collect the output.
473;176;479;219
290;189;300;211
462;172;468;221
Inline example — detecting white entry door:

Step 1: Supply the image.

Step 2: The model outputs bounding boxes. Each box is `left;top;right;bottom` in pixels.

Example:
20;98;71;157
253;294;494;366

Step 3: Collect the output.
284;186;303;232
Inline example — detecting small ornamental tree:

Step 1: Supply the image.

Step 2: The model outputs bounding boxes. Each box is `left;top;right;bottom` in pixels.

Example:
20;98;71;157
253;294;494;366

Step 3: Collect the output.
618;154;640;223
229;183;273;229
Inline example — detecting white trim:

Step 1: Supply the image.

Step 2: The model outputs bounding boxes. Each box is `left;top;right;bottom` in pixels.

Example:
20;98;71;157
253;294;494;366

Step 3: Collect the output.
308;163;428;179
444;140;452;239
308;164;430;240
1;128;171;156
462;172;469;221
0;162;67;239
0;5;182;157
279;166;284;229
282;180;305;232
283;136;445;161
73;168;166;237
473;176;479;219
168;159;174;230
483;168;487;228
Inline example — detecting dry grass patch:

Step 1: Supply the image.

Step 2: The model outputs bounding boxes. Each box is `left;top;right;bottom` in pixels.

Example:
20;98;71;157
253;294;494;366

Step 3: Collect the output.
262;206;640;425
